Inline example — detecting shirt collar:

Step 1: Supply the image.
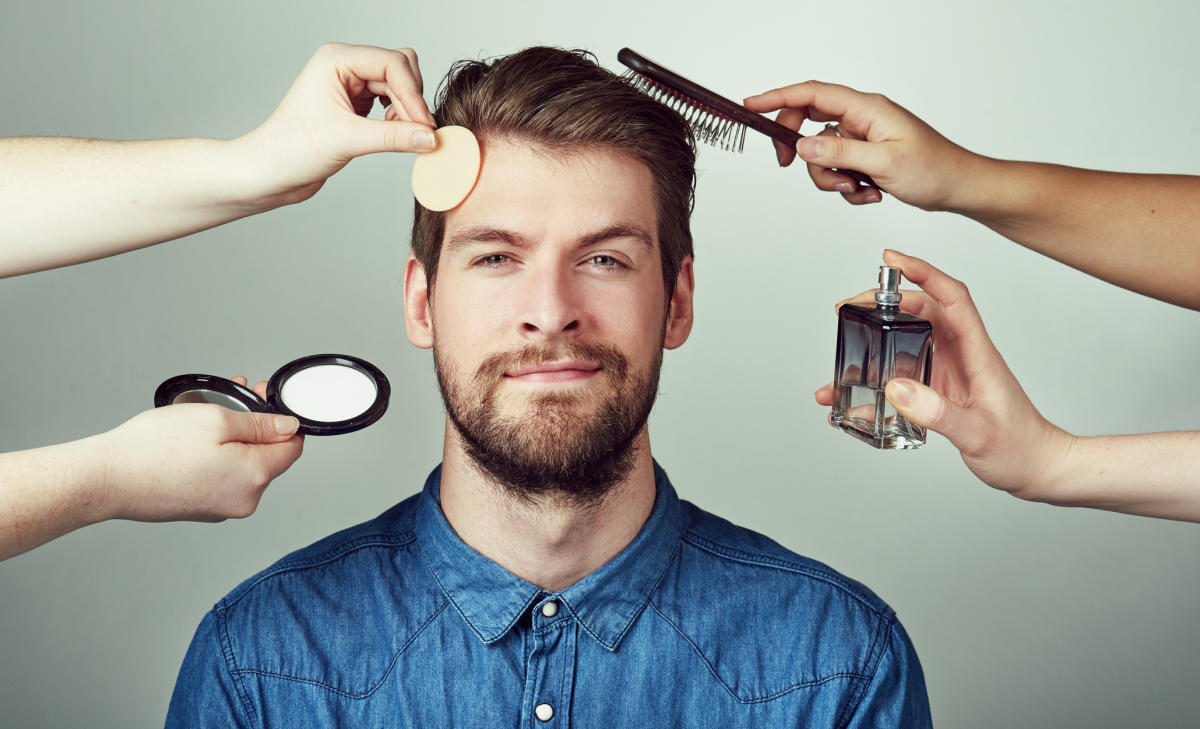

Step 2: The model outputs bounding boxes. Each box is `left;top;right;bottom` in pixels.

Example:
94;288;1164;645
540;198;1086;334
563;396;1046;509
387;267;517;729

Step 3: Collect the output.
414;462;684;652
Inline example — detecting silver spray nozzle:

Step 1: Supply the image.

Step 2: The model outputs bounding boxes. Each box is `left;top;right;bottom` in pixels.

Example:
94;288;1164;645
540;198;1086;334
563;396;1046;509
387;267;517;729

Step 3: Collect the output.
875;266;902;306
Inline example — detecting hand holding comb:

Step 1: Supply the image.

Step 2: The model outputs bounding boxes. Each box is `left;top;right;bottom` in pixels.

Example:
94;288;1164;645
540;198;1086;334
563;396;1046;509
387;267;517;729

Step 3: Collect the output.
618;48;881;193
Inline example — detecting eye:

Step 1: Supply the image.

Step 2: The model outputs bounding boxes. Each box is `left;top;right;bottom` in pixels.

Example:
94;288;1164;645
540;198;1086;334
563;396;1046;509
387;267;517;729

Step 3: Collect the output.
474;253;512;268
587;254;625;270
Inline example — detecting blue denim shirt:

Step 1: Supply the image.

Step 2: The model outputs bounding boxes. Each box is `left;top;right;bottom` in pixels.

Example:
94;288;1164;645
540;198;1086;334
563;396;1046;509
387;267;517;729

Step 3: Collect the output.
166;463;931;728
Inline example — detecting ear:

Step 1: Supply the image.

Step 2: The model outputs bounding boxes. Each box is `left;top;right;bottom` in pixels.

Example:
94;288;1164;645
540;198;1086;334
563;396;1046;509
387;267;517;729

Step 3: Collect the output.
663;256;694;350
404;253;433;349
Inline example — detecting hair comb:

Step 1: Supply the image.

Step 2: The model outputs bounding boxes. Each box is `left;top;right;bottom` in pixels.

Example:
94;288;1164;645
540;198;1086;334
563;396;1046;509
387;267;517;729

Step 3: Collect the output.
618;48;880;192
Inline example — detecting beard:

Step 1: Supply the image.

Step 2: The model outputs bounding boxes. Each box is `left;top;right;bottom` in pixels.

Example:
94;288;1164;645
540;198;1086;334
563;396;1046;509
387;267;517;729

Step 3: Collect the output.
434;337;662;509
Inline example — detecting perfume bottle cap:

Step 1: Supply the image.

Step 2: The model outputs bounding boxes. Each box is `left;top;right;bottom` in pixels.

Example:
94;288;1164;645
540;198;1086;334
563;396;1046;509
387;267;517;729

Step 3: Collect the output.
876;266;902;306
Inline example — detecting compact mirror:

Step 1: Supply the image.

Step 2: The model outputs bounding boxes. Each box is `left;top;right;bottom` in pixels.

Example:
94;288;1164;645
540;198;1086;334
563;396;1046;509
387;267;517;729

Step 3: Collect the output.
154;354;390;436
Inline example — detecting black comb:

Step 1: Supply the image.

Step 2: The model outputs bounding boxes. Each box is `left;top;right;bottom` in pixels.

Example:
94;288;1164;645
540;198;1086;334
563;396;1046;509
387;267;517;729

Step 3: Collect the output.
618;48;880;192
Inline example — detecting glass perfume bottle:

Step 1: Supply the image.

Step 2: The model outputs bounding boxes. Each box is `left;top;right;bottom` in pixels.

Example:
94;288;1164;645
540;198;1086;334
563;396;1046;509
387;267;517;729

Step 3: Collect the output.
831;266;934;449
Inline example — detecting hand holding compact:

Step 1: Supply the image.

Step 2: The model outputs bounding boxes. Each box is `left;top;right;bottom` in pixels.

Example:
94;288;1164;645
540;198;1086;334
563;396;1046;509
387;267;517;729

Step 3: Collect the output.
743;81;980;210
99;393;303;523
816;250;1073;499
236;42;439;207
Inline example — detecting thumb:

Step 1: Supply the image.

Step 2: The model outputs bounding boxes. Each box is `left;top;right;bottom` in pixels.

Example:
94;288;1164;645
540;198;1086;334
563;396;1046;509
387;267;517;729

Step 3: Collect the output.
797;135;889;177
342;118;437;157
222;410;300;444
885;379;981;451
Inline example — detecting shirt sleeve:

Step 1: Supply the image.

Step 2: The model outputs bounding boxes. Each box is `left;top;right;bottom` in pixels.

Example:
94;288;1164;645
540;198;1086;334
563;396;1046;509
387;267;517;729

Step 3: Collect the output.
165;608;256;729
840;615;933;729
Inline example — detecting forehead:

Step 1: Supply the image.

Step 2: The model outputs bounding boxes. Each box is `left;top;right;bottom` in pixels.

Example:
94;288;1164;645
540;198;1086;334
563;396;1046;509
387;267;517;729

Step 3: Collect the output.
441;137;659;250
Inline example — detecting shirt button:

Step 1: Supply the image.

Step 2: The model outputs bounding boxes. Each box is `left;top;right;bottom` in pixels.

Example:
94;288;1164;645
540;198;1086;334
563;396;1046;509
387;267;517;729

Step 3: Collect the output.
535;703;554;722
541;600;559;618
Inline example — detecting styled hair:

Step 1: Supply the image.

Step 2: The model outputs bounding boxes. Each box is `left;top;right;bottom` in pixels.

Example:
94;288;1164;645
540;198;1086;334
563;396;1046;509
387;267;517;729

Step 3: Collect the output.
410;47;696;297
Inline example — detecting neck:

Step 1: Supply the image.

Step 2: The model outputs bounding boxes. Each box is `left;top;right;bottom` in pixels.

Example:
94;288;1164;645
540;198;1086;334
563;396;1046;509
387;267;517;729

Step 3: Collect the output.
438;418;657;593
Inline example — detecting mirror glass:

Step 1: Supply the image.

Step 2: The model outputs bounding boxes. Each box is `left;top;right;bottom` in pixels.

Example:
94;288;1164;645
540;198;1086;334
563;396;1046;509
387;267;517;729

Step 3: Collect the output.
172;388;253;412
280;364;378;422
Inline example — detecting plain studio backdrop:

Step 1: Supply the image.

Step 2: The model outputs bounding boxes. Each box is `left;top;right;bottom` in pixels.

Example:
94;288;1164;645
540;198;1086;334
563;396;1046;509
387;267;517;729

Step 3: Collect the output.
2;1;1198;726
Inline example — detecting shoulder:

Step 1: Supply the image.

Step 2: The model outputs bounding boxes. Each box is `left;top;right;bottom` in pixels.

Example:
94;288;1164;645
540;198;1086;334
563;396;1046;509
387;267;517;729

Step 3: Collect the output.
648;501;908;700
203;494;447;696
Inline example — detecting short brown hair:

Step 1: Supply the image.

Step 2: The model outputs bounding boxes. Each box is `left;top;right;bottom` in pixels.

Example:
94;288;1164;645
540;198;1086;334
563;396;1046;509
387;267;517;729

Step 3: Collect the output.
411;47;696;297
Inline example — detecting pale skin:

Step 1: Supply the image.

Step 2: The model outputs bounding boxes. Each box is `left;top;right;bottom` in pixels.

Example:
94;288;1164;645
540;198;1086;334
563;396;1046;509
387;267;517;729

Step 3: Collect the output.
0;43;436;560
743;81;1200;311
741;82;1200;522
403;139;695;591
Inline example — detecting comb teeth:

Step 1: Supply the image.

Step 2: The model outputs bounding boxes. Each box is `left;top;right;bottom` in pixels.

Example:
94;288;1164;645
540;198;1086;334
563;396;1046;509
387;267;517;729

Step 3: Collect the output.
621;70;748;153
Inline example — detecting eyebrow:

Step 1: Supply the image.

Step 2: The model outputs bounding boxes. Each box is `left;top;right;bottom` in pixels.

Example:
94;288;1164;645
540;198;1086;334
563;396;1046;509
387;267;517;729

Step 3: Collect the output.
444;223;655;255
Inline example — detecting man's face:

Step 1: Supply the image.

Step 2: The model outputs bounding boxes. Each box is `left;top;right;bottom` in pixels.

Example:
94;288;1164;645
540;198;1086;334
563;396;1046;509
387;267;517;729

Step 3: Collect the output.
404;138;693;504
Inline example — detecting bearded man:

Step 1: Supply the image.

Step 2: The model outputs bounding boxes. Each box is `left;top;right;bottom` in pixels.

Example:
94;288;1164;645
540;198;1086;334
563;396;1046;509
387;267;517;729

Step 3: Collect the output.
166;46;931;729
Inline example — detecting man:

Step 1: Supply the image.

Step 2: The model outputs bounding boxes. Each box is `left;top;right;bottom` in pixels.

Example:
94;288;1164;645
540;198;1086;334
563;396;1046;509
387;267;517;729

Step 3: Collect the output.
166;47;931;728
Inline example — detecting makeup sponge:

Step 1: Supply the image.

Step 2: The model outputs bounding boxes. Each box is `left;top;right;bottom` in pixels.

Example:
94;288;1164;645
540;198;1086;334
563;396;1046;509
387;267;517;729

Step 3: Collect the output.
411;126;482;211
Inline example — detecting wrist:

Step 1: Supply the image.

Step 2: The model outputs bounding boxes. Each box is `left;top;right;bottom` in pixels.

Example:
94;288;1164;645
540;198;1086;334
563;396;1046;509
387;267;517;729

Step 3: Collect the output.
1016;424;1081;506
935;151;1008;217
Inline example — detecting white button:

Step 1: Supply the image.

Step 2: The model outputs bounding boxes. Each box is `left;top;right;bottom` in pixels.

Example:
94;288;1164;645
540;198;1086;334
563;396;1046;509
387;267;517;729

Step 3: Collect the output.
535;703;554;722
541;600;559;618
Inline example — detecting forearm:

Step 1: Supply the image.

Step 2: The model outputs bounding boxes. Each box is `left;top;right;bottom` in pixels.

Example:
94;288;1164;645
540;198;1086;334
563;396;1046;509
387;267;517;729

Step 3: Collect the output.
0;136;285;278
949;158;1200;309
1032;430;1200;522
0;435;113;560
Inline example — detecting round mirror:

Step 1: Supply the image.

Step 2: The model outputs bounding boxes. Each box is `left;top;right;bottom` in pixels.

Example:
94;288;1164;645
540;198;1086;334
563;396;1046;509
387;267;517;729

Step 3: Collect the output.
279;364;378;422
154;374;268;413
267;354;389;436
171;388;253;412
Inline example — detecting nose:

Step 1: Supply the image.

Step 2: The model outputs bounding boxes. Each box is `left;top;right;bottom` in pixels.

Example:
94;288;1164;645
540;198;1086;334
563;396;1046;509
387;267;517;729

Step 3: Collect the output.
517;263;582;339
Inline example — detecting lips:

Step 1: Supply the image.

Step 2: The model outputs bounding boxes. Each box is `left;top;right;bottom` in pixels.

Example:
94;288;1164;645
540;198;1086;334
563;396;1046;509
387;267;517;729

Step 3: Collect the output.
504;360;601;381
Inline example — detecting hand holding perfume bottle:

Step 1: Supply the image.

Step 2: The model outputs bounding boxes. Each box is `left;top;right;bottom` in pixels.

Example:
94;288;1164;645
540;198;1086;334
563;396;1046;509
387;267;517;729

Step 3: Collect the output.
819;250;1072;490
817;250;1200;523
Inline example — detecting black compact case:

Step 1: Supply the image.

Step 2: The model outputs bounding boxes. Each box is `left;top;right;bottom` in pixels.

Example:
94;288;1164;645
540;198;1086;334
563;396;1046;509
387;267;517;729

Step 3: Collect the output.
154;353;390;436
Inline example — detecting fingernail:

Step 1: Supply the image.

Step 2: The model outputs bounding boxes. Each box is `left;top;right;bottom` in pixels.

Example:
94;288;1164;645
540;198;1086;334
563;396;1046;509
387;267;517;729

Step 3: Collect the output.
865;190;882;203
275;416;299;435
798;137;821;161
836;182;854;193
413;130;436;151
888;380;914;407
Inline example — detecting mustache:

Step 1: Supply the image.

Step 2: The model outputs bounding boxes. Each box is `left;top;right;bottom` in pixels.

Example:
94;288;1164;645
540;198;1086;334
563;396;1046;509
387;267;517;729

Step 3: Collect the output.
475;342;629;383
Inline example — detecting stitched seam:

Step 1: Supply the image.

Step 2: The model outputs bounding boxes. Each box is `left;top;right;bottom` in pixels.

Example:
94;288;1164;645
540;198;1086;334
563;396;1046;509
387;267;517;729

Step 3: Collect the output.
225;533;417;610
681;532;885;617
648;600;868;704
229;598;450;699
597;536;683;651
418;547;536;644
215;601;259;729
835;612;895;729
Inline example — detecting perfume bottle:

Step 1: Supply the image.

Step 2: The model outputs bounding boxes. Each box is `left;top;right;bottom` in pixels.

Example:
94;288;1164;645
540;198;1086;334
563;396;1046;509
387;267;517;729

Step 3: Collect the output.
831;266;934;449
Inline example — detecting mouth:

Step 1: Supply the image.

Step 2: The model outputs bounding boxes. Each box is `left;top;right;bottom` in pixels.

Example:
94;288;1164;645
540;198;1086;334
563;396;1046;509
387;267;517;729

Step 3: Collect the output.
504;360;602;383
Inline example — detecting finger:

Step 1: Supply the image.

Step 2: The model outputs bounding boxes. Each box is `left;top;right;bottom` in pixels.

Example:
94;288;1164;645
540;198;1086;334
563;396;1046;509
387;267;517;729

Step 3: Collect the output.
231;375;248;386
773;108;809;167
251;436;306;482
395;47;424;95
796;134;891;180
814;382;835;406
335;44;434;127
252;380;268;399
340;118;437;156
880;250;993;352
221;410;300;444
885;379;986;454
744;80;877;121
839;186;884;205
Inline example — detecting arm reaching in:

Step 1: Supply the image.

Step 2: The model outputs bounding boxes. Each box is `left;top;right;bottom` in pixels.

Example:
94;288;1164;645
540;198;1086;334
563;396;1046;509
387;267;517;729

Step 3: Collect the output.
0;43;436;278
0;377;303;560
744;82;1200;310
815;250;1200;522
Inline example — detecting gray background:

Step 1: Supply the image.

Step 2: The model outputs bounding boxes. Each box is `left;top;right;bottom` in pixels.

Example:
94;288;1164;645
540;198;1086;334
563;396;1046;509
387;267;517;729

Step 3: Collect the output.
2;0;1198;726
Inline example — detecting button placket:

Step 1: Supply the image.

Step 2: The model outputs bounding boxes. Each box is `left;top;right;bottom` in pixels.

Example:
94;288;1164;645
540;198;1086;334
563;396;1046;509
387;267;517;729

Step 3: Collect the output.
523;597;575;728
